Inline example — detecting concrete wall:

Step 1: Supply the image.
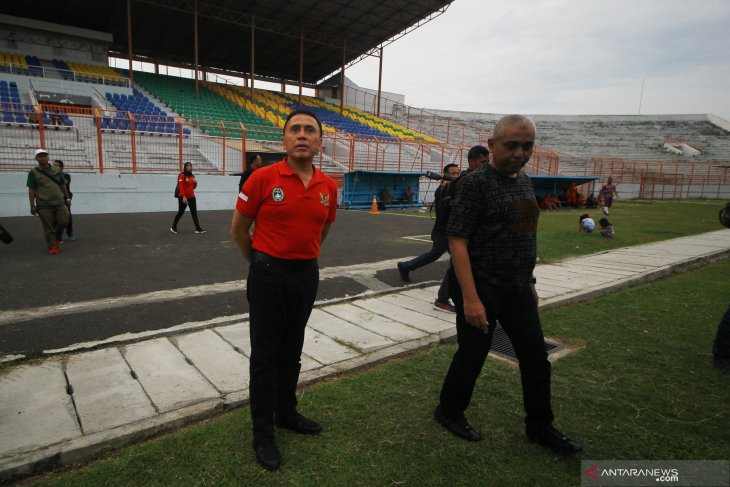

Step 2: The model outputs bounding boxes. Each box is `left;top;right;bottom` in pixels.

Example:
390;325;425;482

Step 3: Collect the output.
1;172;240;217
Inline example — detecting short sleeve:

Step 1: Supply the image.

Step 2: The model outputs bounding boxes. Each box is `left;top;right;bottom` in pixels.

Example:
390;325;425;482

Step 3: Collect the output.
236;168;264;218
446;173;482;239
26;170;36;188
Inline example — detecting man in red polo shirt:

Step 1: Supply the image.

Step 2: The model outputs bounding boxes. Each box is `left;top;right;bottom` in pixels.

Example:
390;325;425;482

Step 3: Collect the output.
230;110;337;471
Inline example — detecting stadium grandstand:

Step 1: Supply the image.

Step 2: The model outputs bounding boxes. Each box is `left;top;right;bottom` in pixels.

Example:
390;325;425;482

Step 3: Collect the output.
0;0;729;217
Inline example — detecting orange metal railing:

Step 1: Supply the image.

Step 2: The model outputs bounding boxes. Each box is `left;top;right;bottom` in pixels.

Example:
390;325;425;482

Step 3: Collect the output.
3;105;728;200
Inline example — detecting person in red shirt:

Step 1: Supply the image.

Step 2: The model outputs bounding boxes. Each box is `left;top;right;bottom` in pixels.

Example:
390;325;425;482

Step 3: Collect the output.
170;162;206;234
230;110;337;471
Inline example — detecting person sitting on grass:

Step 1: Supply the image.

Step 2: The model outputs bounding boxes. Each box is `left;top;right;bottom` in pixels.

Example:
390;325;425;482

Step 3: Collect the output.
578;213;595;233
599;217;615;238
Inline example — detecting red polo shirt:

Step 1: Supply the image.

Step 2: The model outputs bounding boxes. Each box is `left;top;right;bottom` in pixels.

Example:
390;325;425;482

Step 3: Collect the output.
236;158;337;259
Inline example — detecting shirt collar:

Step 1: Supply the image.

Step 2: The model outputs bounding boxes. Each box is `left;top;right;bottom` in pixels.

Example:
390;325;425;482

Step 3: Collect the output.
278;158;323;184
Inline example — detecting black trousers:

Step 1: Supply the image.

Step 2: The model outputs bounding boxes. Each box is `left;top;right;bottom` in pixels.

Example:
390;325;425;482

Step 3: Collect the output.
247;250;319;443
713;303;730;360
439;269;554;433
172;197;202;230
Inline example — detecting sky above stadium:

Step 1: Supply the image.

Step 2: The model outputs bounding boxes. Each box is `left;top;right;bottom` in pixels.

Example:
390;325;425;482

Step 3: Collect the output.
346;0;730;121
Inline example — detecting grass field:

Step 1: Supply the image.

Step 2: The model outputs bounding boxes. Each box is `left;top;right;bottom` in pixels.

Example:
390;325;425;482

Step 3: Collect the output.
413;199;725;262
534;199;725;262
22;200;730;487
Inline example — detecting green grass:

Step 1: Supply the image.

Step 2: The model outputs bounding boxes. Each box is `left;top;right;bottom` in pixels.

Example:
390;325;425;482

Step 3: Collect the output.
535;200;723;262
24;258;730;486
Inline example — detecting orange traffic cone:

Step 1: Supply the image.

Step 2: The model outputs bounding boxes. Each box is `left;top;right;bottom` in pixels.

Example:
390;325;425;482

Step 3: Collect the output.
369;195;380;214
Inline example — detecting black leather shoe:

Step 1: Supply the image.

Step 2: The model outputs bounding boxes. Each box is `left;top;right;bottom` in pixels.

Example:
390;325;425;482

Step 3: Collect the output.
253;439;281;471
276;412;323;435
397;262;410;282
527;425;583;453
434;406;481;442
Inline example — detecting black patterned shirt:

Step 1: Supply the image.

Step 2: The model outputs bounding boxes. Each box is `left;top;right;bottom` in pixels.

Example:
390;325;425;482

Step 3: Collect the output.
446;163;539;289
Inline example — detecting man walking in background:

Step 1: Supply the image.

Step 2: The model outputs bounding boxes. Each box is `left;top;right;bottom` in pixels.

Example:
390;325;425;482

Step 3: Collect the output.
238;153;263;192
27;148;70;254
434;115;582;453
230;110;338;471
53;159;75;241
397;163;461;312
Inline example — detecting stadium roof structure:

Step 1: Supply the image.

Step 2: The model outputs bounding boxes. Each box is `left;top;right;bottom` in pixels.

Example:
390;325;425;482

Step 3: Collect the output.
0;0;453;85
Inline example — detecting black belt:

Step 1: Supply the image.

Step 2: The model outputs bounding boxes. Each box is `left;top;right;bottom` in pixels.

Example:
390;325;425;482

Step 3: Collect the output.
251;249;317;270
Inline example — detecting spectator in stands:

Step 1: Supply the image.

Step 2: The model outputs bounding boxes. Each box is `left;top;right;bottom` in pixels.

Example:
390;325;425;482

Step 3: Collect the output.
434;115;582;453
397;163;461;312
170;162;206;234
27;149;71;254
230;110;338;471
50;111;62;126
598;217;615;238
238;154;262;192
53;160;75;241
578;213;595;233
598;177;619;215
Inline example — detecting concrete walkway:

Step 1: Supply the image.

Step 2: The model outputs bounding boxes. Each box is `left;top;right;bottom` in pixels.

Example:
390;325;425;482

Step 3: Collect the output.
1;229;729;481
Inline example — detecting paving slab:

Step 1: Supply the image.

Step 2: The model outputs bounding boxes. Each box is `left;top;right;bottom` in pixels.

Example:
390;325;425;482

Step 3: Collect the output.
123;338;219;413
564;260;642;275
308;309;395;353
214;322;251;356
549;263;635;278
0;361;81;457
172;330;249;394
536;264;623;281
583;258;658;271
378;293;459;324
65;348;156;434
302;328;360;365
322;303;428;343
533;275;591;291
354;296;453;334
400;286;440;303
215;321;322;372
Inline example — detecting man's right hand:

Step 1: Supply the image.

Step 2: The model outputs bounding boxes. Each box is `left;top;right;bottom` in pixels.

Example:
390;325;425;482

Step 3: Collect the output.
463;296;489;333
30;205;37;216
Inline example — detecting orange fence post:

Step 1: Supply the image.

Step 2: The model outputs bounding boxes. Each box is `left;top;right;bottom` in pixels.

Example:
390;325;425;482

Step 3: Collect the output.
241;125;247;173
129;113;137;174
94;109;104;174
38;105;46;149
178;118;184;172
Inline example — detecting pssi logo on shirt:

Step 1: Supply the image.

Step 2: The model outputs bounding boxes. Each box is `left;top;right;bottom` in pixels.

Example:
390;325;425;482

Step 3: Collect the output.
238;192;249;202
271;187;285;202
320;192;330;207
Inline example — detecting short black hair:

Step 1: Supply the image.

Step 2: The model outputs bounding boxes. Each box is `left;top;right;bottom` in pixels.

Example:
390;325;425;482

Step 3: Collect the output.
53;159;64;168
579;213;590;223
443;163;458;175
283;110;323;136
467;145;489;161
599;218;611;227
